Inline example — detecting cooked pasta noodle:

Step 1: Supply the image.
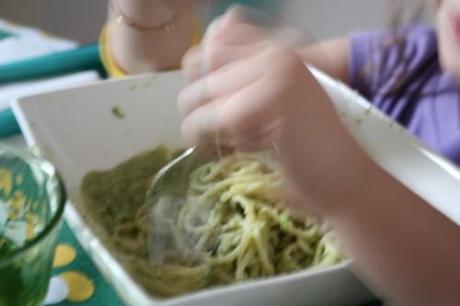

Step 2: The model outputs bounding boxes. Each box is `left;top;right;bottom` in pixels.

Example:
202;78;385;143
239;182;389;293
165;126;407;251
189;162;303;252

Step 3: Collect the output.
164;152;342;282
80;147;342;298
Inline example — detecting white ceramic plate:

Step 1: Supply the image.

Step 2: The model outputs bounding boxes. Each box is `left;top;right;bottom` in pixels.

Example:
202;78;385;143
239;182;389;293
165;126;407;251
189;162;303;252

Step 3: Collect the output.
11;70;460;306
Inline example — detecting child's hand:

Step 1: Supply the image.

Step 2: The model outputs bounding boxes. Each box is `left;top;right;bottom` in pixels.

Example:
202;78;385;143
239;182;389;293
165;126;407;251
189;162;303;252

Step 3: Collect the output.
179;10;373;215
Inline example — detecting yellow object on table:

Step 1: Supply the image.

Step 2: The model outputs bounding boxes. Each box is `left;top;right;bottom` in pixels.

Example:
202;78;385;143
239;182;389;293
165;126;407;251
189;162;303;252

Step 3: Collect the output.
99;20;203;77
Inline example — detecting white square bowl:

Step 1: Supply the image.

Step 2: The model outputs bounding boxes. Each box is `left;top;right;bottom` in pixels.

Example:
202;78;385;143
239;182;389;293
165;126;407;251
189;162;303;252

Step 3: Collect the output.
11;70;460;306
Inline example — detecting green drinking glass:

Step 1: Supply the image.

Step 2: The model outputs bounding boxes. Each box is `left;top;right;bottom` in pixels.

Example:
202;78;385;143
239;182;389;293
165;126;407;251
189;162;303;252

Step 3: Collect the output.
0;145;66;306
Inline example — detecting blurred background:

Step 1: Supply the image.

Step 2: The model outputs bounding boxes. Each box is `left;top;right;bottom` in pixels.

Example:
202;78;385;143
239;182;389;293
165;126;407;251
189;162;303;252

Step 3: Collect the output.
0;0;428;43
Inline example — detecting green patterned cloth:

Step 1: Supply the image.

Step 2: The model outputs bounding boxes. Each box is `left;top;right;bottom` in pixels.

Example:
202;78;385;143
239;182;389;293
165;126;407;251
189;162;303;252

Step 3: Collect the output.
46;221;381;306
44;222;124;305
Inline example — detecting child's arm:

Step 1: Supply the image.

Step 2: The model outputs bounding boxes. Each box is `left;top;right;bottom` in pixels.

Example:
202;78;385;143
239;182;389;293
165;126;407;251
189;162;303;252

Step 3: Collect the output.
295;37;350;84
107;0;197;73
179;12;460;306
327;154;460;306
107;1;352;80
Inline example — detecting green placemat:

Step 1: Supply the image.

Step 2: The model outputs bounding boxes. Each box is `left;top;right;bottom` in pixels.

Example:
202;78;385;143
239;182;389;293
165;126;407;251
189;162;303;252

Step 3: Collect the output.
45;222;125;305
0;44;105;85
46;221;382;306
0;44;105;139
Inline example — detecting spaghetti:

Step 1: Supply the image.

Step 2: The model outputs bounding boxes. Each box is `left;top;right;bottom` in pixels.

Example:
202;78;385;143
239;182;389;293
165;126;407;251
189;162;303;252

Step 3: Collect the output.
80;147;342;297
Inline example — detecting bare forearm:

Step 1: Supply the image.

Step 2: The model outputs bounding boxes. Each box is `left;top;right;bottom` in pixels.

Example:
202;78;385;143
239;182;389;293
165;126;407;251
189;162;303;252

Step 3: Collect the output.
295;36;350;84
107;0;197;72
329;159;460;306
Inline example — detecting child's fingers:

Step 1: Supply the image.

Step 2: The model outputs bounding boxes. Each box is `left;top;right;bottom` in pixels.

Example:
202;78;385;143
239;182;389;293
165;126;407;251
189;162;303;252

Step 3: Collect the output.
178;50;268;117
180;94;278;151
224;118;283;151
216;47;301;136
181;79;279;148
180;76;279;148
217;80;281;139
181;97;222;146
203;43;267;73
201;9;271;71
181;46;303;149
181;41;265;84
205;17;267;48
182;45;204;83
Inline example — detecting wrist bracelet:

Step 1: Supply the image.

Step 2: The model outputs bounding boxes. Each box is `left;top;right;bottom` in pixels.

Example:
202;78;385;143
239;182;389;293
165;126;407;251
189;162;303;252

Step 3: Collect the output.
110;0;176;33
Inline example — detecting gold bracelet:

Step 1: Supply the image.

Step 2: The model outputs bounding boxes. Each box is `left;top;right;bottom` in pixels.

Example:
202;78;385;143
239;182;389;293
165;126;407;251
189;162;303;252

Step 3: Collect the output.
110;0;176;33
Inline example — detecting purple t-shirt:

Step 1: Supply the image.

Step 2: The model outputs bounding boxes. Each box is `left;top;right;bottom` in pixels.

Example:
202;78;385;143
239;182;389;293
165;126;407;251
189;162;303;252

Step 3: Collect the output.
350;24;460;165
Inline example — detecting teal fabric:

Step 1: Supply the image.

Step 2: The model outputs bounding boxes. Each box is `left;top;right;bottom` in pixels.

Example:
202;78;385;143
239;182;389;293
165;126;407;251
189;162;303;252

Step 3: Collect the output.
0;44;105;139
54;218;380;306
0;30;13;40
50;222;124;305
0;44;104;86
0;109;19;138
